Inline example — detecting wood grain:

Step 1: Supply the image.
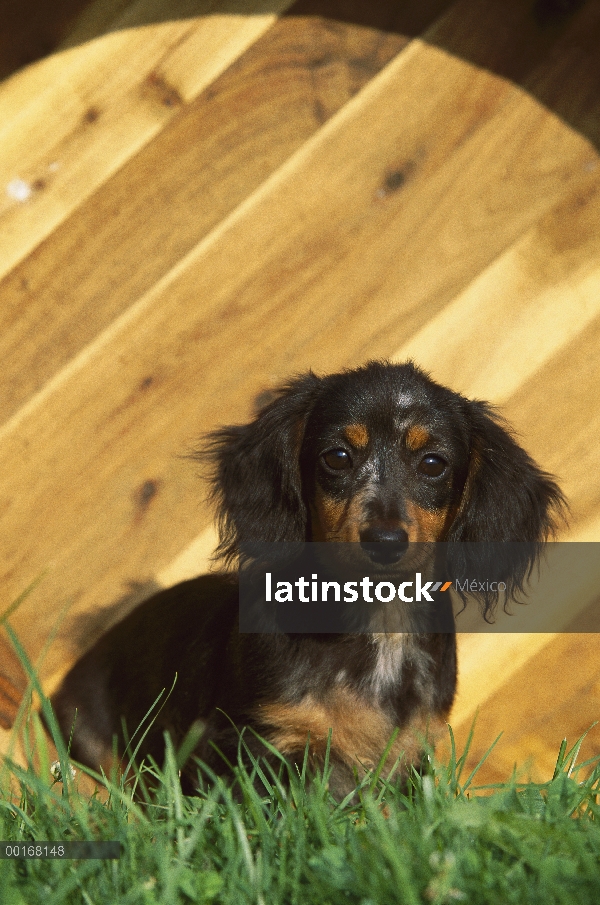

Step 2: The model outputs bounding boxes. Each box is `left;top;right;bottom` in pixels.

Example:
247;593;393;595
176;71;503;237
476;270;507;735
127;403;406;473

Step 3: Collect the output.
0;2;409;424
448;626;600;785
393;175;600;426
0;0;294;281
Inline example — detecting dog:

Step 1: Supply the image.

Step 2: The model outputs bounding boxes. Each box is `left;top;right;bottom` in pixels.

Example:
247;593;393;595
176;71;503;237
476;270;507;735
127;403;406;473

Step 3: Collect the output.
51;361;564;796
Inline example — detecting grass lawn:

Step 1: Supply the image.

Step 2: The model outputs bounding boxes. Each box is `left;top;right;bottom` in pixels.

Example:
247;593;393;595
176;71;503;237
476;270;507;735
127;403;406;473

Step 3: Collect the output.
1;704;600;905
1;621;599;904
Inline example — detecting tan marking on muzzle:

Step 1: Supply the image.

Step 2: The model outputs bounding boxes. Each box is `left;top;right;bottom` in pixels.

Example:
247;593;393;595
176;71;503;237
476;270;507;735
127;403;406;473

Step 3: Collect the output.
405;502;454;542
310;487;367;542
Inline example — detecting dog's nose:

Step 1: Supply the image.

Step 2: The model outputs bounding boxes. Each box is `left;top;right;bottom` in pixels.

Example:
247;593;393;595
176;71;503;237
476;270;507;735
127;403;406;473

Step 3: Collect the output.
359;527;409;564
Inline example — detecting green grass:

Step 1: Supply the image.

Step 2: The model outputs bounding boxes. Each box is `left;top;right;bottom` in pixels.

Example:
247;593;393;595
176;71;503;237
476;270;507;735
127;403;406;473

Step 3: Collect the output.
2;707;600;905
1;613;600;904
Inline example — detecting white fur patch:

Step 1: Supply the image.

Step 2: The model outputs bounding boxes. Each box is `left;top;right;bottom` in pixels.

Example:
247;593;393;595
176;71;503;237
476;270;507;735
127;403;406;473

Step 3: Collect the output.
369;636;405;695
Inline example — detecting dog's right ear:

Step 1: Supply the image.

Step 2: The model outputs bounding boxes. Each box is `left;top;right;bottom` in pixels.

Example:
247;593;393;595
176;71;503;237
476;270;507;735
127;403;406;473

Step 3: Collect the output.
200;373;323;564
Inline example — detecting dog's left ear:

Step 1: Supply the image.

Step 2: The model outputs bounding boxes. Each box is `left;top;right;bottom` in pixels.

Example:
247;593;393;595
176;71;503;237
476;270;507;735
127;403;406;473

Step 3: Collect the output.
447;400;567;617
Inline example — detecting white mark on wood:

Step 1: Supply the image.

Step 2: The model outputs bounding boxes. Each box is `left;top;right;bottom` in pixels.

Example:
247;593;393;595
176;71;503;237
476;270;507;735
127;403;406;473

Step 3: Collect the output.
6;179;32;202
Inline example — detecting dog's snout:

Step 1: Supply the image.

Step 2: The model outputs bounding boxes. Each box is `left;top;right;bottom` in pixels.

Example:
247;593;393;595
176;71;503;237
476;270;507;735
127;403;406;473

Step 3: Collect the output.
359;526;409;564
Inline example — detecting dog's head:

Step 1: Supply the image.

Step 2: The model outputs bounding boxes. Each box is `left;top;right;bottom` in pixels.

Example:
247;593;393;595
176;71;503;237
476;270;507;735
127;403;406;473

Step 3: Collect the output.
204;361;565;618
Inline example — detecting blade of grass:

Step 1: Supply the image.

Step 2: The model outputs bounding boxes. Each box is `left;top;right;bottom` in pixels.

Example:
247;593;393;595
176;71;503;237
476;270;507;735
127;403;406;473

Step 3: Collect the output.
461;733;503;793
4;623;72;800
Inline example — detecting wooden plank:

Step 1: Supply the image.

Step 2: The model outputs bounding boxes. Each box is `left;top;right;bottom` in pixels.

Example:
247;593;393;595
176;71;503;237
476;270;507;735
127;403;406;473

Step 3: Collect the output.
448;628;600;785
502;317;600;530
390;132;600;527
0;0;294;281
0;1;412;425
0;0;595;424
448;510;600;776
0;0;459;285
392;176;600;420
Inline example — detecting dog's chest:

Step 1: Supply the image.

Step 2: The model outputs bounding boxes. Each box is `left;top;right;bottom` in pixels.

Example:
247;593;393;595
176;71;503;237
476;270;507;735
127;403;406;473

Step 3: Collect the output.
252;635;435;766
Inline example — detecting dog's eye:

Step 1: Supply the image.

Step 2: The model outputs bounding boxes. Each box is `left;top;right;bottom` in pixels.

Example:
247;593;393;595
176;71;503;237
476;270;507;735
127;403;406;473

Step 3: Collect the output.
322;449;353;471
418;454;447;477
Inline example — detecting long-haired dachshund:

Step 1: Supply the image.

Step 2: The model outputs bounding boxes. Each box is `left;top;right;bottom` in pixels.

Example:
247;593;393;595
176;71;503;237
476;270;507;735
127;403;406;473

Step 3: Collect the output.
52;361;564;796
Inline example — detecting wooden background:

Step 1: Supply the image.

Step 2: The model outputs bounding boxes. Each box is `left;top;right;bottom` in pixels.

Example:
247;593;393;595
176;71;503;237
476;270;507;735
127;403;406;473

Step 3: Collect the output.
1;0;599;784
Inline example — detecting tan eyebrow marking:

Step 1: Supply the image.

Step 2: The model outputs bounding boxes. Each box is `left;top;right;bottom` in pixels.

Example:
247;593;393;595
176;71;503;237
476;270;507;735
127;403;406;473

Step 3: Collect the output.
405;424;430;451
344;423;369;448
